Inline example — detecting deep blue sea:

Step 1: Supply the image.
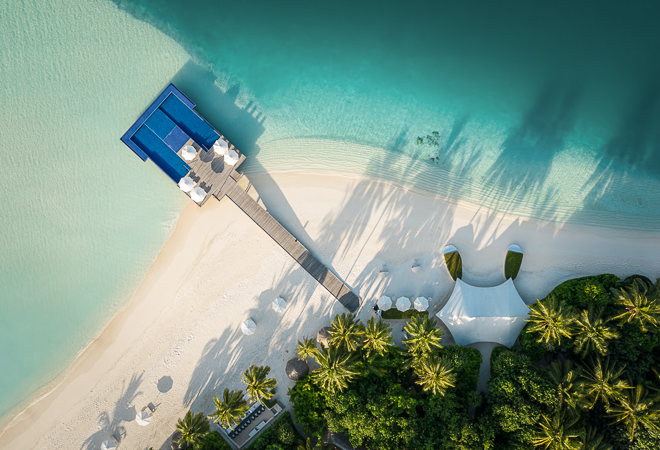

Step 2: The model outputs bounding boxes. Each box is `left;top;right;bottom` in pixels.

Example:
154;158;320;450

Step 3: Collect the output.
1;0;659;423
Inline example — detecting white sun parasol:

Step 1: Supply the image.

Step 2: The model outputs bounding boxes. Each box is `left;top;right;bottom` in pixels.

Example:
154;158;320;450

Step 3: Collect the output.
190;186;206;203
101;439;117;450
241;319;256;335
213;139;229;156
396;297;411;312
178;176;195;192
272;297;287;313
181;145;197;161
414;297;429;311
377;296;392;311
224;149;240;166
136;409;152;426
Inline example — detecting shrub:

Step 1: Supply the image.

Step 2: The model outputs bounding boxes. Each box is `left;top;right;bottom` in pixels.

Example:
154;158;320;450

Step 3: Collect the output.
545;274;620;309
248;412;302;450
198;431;232;450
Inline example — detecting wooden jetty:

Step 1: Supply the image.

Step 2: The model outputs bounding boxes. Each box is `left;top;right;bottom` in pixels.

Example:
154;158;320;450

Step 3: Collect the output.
122;84;360;312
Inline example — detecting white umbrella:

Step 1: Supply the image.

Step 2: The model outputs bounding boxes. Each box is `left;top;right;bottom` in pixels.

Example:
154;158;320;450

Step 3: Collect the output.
241;319;256;335
213;139;229;156
377;296;392;311
181;145;197;161
190;186;206;203
272;297;287;313
101;439;117;450
135;410;152;426
178;176;195;192
414;297;429;311
396;297;411;312
224;149;240;166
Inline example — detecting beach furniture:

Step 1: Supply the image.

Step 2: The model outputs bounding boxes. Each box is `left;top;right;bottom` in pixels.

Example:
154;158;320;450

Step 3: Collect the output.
181;144;197;161
177;176;195;192
378;265;389;277
101;438;118;450
443;244;462;281
224;149;240;166
396;297;411;312
411;262;421;273
213;138;229;156
190;186;207;204
414;297;429;311
377;295;392;311
272;297;287;313
135;408;152;426
504;244;523;280
241;319;256;335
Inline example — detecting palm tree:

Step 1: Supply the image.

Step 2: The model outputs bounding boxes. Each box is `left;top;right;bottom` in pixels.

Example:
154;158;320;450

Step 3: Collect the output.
241;365;277;405
403;315;444;359
413;354;456;396
578;426;611;450
312;345;359;393
577;357;630;409
298;437;326;450
612;279;660;332
362;317;393;356
532;411;580;450
526;297;576;347
296;337;318;362
356;350;389;378
208;388;249;428
547;360;582;409
607;385;660;441
327;313;364;351
572;306;619;357
174;410;210;449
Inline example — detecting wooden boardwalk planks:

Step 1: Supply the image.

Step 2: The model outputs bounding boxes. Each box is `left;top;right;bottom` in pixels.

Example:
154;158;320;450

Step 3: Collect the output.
220;180;361;312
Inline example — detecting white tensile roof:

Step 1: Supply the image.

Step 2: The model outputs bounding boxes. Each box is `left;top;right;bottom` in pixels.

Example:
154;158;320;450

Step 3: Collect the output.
436;278;529;348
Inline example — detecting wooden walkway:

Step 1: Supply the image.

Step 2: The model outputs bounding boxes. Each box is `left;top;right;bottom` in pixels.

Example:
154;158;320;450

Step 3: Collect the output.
220;180;361;312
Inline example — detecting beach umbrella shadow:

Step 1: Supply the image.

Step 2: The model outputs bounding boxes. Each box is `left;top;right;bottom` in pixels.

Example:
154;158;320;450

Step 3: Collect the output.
157;376;173;393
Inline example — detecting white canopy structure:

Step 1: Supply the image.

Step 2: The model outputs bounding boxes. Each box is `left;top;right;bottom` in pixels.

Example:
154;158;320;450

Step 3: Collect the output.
178;176;195;192
396;297;411;312
272;297;287;313
101;439;117;450
181;145;197;161
135;409;152;426
436;278;529;347
190;186;206;203
377;296;392;311
213;139;229;156
241;319;256;335
414;297;429;311
224;149;239;166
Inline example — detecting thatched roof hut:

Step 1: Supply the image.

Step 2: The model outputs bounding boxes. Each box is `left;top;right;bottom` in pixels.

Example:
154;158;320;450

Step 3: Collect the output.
286;358;309;380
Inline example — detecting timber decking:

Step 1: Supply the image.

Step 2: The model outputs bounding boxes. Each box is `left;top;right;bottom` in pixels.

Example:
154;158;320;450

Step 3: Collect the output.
177;138;245;206
220;180;361;312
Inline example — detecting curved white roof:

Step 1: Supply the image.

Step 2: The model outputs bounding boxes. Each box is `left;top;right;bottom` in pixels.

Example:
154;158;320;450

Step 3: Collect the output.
436;278;529;347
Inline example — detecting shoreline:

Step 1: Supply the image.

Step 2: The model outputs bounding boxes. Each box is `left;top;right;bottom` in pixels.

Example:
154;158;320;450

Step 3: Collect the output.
1;171;659;449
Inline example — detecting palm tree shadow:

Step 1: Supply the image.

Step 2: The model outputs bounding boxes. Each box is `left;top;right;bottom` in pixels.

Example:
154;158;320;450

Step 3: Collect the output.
80;373;144;450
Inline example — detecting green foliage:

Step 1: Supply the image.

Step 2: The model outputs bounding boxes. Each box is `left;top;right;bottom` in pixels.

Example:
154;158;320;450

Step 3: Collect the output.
241;365;277;405
328;313;364;351
208;388;249;428
526;296;576;347
362;317;394;355
505;251;524;280
175;410;211;448
440;345;482;397
548;274;620;309
248;412;303;450
381;308;428;319
403;315;444;359
445;251;462;281
197;431;232;450
296;337;318;362
288;377;327;436
487;348;557;448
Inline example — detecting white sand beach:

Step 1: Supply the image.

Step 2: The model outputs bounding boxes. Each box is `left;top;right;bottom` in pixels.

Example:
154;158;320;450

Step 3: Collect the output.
1;172;659;450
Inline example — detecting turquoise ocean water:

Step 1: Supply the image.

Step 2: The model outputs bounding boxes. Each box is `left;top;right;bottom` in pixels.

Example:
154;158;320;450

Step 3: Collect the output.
1;0;659;422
